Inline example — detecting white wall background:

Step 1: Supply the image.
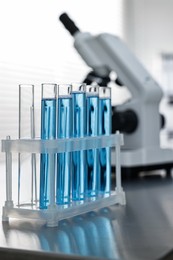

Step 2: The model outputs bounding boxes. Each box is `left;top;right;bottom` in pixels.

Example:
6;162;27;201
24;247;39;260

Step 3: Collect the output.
124;0;173;81
0;0;124;150
0;0;124;68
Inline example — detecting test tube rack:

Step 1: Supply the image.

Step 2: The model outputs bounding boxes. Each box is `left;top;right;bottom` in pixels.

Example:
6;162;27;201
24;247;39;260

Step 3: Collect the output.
2;132;126;227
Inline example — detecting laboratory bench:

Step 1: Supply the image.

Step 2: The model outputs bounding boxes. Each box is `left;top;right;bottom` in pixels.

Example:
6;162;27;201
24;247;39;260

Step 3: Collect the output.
1;169;173;260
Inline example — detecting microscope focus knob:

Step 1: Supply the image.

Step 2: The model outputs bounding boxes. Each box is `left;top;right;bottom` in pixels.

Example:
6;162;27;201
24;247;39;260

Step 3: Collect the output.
112;109;138;134
160;113;165;129
115;78;124;86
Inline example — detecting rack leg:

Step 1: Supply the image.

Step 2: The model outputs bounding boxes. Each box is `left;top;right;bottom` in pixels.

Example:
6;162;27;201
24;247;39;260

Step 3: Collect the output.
115;133;122;193
3;136;14;221
115;132;126;205
5;137;14;207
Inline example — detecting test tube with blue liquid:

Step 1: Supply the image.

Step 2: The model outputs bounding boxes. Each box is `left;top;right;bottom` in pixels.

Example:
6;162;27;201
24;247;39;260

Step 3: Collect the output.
86;84;99;197
40;83;57;209
56;84;72;205
99;87;112;194
72;83;86;200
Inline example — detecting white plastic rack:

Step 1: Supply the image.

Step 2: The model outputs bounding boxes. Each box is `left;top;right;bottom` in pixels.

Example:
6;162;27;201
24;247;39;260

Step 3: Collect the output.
2;132;126;227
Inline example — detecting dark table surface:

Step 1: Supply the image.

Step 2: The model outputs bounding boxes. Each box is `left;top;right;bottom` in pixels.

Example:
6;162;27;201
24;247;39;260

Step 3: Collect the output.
1;168;173;260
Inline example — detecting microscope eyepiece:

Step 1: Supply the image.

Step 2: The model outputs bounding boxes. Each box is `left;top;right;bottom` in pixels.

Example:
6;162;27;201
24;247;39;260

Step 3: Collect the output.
59;13;80;36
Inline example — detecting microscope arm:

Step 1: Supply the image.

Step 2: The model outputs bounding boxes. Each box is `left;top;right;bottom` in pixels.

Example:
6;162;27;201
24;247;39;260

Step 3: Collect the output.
73;32;163;102
74;32;164;148
59;13;162;101
59;13;163;150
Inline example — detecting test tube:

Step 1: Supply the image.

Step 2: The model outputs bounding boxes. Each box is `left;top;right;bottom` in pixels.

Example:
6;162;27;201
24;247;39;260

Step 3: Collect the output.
18;84;37;206
40;83;57;209
56;84;72;205
71;83;86;200
86;85;99;197
99;87;112;194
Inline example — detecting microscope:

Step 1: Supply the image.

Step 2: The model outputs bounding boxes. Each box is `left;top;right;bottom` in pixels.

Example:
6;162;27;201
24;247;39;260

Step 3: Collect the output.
59;13;173;176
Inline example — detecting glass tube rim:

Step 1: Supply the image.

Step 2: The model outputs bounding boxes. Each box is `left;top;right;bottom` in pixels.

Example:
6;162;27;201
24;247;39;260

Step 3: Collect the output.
58;84;72;97
41;83;58;99
71;82;86;93
86;84;99;97
99;86;111;99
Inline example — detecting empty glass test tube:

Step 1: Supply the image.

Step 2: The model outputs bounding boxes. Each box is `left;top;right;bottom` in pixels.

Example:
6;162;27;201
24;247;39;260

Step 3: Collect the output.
40;83;57;209
72;83;86;200
18;84;37;206
99;87;112;194
56;84;72;205
86;85;99;197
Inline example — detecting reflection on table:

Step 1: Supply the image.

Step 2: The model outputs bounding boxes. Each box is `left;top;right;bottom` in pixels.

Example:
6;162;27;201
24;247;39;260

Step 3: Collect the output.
2;208;120;259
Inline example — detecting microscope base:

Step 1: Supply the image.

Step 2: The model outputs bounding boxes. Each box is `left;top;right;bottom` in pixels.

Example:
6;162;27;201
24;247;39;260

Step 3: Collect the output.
121;163;173;178
112;147;173;176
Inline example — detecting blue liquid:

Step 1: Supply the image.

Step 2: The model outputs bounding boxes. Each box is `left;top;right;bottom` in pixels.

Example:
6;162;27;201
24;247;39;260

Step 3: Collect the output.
86;95;99;197
56;96;72;205
40;98;56;209
99;98;111;194
72;92;86;200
